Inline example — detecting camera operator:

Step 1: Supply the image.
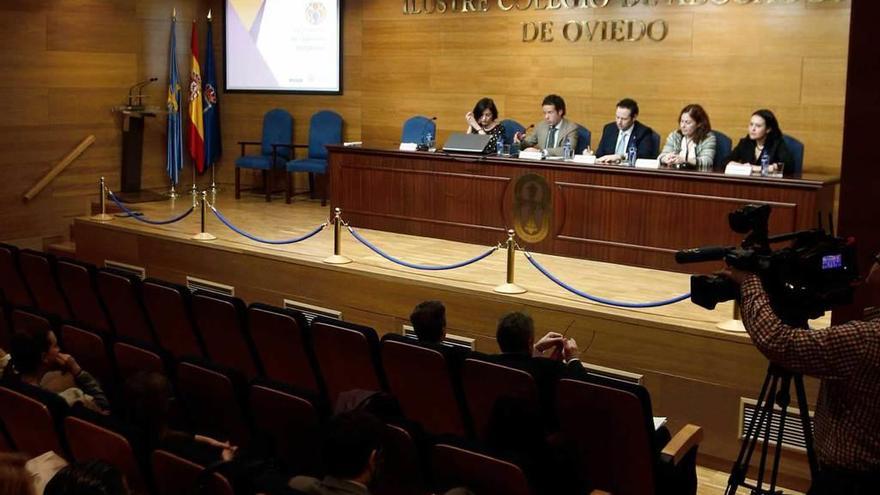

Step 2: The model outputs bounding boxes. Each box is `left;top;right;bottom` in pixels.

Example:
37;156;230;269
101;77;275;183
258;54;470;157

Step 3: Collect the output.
722;253;880;495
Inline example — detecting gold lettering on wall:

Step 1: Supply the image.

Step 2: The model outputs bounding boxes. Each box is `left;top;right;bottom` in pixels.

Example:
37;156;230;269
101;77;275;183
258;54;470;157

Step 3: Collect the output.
407;0;842;14
404;0;842;44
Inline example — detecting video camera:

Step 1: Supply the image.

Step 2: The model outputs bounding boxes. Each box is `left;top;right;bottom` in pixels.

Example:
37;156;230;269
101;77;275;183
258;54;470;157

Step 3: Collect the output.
675;204;859;323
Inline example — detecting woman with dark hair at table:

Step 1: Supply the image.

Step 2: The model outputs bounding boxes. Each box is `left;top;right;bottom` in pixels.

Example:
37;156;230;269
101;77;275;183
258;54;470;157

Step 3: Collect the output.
658;104;716;172
725;109;795;176
465;97;506;151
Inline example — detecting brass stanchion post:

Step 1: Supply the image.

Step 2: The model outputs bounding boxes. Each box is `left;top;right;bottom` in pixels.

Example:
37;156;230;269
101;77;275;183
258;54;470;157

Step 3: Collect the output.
717;299;746;332
494;229;526;294
192;190;217;241
92;177;113;222
323;207;352;265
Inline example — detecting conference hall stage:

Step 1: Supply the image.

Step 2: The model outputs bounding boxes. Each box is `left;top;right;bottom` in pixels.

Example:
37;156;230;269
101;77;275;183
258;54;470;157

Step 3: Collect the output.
73;186;827;489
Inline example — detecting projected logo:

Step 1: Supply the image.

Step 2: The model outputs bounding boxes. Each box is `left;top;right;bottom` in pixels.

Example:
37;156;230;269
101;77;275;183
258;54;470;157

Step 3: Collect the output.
305;2;327;25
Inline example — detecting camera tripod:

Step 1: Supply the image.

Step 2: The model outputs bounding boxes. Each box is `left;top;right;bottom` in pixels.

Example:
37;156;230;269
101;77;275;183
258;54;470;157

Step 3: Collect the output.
726;363;819;494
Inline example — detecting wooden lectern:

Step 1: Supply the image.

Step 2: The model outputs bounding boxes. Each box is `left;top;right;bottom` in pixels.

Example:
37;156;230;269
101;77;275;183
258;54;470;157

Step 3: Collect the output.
112;105;164;202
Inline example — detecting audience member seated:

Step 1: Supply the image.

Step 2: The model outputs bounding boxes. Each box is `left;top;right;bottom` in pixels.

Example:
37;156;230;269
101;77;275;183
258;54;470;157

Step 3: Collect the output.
7;329;110;414
0;347;8;381
465;98;507;152
0;453;36;495
724;108;795;176
515;94;578;157
594;98;655;164
288;411;385;495
658;104;717;171
407;300;469;365
123;371;237;467
486;396;587;495
483;312;580;422
44;460;130;495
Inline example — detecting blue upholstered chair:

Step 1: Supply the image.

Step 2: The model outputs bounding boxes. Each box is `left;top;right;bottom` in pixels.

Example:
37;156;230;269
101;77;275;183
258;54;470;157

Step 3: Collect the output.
401;116;436;145
285;110;343;206
235;109;293;202
783;134;805;176
713;131;733;171
500;119;525;148
574;125;592;155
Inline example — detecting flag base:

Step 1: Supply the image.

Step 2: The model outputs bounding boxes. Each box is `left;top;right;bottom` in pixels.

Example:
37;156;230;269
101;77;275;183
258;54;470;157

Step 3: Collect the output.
493;283;527;294
323;254;352;265
192;232;216;241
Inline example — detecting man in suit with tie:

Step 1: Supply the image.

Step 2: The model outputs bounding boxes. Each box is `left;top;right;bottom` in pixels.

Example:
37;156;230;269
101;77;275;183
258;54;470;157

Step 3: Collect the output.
516;94;579;157
595;98;656;164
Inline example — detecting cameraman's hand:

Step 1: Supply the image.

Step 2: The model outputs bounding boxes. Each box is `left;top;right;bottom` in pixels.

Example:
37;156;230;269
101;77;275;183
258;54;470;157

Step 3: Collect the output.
718;266;749;286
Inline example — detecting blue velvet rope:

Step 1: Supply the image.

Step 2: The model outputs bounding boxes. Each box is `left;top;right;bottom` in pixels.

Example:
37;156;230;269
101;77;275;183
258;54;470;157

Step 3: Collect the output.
347;226;498;270
210;206;326;244
108;192;194;225
524;251;691;308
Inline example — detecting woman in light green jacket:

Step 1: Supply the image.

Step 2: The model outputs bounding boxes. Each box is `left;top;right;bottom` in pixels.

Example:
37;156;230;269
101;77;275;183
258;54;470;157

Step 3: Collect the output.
658;104;716;171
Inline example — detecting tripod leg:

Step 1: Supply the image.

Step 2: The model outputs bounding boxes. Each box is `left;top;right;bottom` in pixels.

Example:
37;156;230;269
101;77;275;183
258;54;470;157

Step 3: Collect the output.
754;374;784;492
765;374;793;494
793;375;819;477
726;368;780;495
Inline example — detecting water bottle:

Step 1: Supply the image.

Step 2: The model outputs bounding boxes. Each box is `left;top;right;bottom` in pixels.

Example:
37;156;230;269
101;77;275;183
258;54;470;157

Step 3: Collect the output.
562;137;572;161
760;150;770;177
626;141;637;167
496;136;505;156
424;132;433;150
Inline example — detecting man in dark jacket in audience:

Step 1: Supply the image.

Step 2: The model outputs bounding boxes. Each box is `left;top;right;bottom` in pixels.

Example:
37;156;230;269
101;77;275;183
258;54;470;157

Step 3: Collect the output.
288;411;384;495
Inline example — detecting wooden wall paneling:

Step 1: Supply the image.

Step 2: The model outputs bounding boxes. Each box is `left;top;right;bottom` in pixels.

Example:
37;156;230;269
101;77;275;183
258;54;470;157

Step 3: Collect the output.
47;11;141;53
0;11;46;49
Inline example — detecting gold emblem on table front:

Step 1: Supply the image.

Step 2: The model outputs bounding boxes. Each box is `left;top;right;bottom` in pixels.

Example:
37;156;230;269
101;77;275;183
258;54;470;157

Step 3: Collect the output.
512;173;551;244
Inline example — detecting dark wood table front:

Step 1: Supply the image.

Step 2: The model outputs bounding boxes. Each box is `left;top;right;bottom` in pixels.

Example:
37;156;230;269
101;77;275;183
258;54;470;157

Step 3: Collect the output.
328;146;838;273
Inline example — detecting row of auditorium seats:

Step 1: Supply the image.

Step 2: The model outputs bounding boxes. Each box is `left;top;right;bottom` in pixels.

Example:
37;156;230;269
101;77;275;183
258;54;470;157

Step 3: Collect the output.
0;244;701;494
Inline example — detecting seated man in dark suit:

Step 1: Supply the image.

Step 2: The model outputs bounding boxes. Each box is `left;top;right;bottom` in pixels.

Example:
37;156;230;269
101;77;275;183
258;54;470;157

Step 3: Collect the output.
288;411;385;495
595;98;656;164
484;312;580;419
410;300;447;345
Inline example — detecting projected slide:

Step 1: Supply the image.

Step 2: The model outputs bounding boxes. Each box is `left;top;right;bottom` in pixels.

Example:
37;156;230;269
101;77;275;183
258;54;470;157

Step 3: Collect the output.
226;0;341;93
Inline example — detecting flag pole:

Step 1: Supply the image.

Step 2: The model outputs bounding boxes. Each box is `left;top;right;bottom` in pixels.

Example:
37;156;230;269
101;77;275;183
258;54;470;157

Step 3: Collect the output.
205;8;221;195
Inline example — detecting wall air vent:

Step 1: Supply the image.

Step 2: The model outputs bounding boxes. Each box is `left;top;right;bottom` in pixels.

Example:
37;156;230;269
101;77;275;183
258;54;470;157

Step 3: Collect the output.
401;324;476;351
739;397;813;453
581;363;643;385
283;299;342;325
186;276;234;297
103;260;146;280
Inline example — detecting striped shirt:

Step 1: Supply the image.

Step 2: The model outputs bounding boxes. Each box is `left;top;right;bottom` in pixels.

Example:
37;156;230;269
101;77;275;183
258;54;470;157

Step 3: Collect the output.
740;275;880;472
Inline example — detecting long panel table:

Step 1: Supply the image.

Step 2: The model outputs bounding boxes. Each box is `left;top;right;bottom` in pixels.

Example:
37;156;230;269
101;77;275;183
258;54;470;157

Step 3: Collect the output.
328;146;838;273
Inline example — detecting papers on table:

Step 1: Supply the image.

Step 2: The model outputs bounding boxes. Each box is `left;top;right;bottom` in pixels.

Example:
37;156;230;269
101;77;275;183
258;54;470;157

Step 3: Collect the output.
573;154;596;164
518;150;544;160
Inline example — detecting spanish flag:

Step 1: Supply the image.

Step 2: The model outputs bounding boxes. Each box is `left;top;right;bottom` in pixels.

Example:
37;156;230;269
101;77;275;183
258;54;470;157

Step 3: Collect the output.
188;20;205;173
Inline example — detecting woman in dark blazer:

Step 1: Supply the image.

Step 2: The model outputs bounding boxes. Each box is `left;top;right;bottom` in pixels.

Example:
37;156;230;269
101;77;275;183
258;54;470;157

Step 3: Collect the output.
725;109;795;176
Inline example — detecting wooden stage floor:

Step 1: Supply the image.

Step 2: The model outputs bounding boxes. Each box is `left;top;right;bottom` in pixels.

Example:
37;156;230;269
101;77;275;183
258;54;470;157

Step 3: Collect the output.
73;190;818;493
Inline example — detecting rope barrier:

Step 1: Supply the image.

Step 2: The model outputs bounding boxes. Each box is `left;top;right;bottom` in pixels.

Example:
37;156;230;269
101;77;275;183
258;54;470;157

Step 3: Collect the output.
347;226;498;271
523;251;691;308
209;204;326;244
108;191;194;225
